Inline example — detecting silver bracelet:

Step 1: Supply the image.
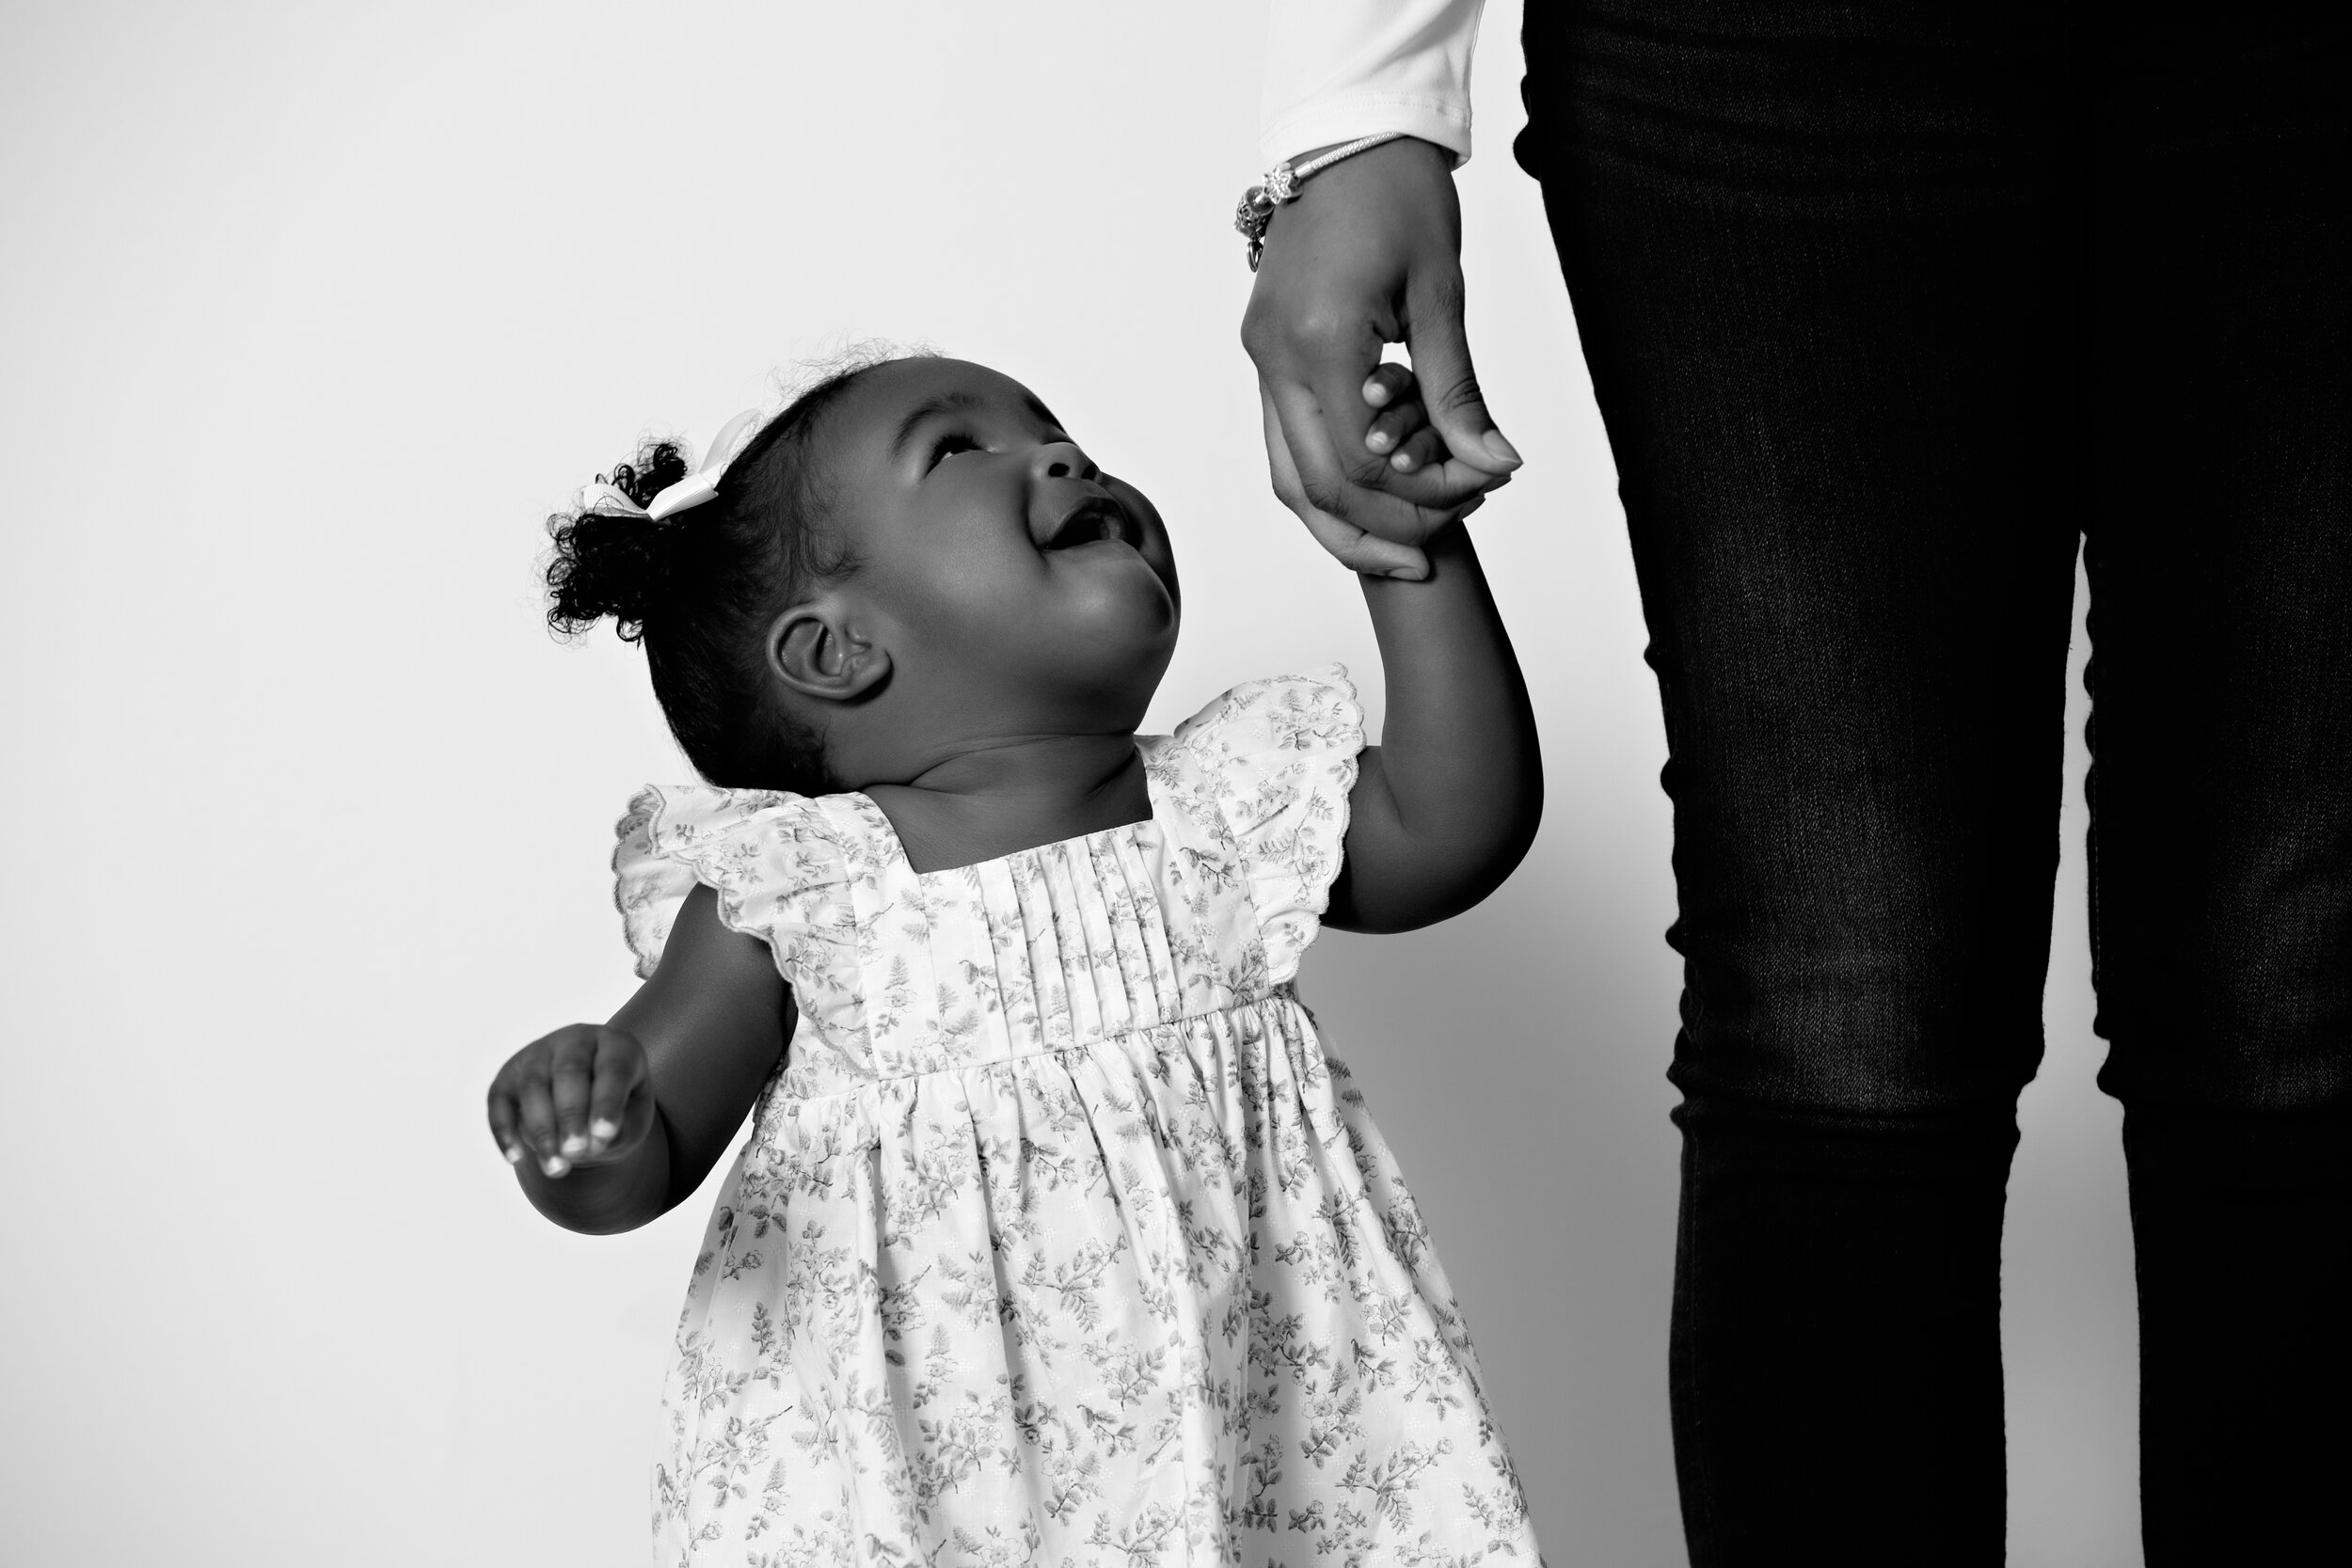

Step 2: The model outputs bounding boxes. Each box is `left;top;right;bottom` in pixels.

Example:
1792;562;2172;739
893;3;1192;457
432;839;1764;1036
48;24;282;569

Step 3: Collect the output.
1233;132;1408;272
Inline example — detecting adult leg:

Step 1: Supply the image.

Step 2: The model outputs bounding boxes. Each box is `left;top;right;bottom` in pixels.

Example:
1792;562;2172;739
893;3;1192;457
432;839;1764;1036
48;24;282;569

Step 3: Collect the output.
2083;9;2352;1561
1518;4;2084;1560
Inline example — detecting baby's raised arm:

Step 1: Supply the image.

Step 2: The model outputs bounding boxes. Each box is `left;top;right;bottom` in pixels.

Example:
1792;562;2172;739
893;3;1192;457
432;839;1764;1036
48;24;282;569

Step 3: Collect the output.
1325;367;1542;932
486;884;791;1234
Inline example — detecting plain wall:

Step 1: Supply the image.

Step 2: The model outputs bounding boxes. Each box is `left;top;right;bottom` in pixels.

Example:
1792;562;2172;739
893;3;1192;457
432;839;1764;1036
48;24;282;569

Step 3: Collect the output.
0;2;2139;1562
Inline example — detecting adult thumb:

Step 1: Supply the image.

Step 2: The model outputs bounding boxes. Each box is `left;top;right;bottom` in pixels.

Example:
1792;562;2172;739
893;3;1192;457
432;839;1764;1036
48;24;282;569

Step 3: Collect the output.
1406;269;1520;474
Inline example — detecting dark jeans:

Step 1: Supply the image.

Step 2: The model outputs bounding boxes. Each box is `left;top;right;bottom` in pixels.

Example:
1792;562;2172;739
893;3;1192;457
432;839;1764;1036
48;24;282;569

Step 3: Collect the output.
1515;2;2350;1561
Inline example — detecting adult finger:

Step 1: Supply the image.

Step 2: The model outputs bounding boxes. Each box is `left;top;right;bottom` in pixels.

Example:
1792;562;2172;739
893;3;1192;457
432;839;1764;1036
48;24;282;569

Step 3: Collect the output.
1263;390;1430;579
1303;510;1435;580
1403;263;1521;477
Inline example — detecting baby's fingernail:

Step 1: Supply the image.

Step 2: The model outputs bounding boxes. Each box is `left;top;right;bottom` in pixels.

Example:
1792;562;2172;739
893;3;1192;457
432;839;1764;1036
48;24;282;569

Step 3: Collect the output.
542;1156;569;1178
590;1118;619;1141
1391;451;1415;471
1362;379;1391;405
559;1133;588;1157
1366;430;1390;451
1483;431;1522;467
503;1144;524;1165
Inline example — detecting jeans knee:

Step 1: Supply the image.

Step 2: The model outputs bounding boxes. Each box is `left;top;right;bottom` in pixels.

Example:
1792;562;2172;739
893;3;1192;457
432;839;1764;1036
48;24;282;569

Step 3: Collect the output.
1667;932;2046;1120
1671;1090;2023;1196
2095;857;2352;1115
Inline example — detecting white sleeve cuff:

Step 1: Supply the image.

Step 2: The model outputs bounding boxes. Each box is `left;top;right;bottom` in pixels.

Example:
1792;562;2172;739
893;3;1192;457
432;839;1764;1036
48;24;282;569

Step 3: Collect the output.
1258;93;1472;168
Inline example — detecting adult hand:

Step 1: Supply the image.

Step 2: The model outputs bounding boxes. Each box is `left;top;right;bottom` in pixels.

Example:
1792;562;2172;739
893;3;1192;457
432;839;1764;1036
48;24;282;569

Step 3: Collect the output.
1241;135;1519;576
1258;366;1490;578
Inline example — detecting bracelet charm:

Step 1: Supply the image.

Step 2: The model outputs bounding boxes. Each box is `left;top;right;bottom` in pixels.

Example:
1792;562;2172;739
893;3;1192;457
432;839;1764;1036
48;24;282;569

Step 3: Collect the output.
1232;132;1406;272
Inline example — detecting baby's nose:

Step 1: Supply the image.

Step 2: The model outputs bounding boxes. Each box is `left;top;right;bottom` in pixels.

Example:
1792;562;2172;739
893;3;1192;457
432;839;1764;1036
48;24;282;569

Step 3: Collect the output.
1029;440;1099;484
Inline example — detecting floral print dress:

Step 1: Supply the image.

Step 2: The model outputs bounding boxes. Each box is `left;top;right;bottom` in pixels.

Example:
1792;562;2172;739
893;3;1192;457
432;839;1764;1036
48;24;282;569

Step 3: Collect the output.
614;668;1541;1567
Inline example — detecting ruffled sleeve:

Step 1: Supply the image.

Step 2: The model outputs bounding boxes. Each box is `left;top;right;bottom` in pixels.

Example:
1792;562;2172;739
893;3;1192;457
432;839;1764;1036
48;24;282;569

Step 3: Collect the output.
1151;664;1366;984
611;784;856;984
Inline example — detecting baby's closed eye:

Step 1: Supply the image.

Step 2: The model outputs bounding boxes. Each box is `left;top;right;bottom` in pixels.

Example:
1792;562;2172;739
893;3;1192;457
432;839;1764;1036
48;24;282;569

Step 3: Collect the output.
929;432;983;469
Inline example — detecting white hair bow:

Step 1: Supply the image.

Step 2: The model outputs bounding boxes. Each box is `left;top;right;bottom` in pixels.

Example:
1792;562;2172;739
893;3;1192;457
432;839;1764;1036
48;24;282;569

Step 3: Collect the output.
575;407;767;523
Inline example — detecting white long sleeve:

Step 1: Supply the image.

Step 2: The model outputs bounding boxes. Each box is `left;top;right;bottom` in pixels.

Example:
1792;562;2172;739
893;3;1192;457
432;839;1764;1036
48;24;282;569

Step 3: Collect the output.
1257;0;1489;166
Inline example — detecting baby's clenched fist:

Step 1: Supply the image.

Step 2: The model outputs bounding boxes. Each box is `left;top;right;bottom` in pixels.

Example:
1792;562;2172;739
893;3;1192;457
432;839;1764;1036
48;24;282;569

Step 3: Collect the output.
485;1023;655;1178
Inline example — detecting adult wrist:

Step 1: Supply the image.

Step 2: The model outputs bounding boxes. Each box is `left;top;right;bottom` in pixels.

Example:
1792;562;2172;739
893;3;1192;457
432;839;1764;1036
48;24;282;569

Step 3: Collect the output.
1235;133;1438;271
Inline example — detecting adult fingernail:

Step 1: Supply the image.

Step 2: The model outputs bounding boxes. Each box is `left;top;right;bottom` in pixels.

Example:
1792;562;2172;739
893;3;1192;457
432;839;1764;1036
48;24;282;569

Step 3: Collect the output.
542;1156;569;1178
503;1145;524;1165
559;1133;588;1157
590;1118;619;1141
1367;430;1390;451
1484;431;1522;467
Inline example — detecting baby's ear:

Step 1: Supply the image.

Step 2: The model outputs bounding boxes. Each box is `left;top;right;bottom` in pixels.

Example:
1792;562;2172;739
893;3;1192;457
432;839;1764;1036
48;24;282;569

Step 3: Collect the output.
767;602;889;705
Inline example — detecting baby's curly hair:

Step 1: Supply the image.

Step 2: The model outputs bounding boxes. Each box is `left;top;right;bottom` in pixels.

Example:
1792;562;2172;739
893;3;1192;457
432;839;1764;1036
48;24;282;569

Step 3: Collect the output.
546;344;927;790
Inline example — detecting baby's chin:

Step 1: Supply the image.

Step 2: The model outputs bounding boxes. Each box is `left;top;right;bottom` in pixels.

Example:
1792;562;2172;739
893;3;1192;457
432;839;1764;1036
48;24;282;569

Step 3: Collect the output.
1048;542;1179;630
1026;618;1180;724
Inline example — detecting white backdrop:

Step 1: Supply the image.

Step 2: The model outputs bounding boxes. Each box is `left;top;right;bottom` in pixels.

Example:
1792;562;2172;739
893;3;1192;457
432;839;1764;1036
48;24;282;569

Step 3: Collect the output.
0;3;2138;1563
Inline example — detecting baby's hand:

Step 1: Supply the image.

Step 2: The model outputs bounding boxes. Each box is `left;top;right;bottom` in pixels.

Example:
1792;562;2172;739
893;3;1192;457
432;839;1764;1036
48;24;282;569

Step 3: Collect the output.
485;1023;656;1179
1261;363;1501;581
1358;362;1470;479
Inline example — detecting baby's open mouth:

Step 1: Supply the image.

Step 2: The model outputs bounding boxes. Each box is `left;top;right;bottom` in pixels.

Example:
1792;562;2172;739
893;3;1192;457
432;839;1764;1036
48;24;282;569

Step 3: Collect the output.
1042;496;1140;551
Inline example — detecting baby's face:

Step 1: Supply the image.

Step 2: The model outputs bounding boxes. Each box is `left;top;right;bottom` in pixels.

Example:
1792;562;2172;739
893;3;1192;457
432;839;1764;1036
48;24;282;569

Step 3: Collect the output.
818;357;1181;727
